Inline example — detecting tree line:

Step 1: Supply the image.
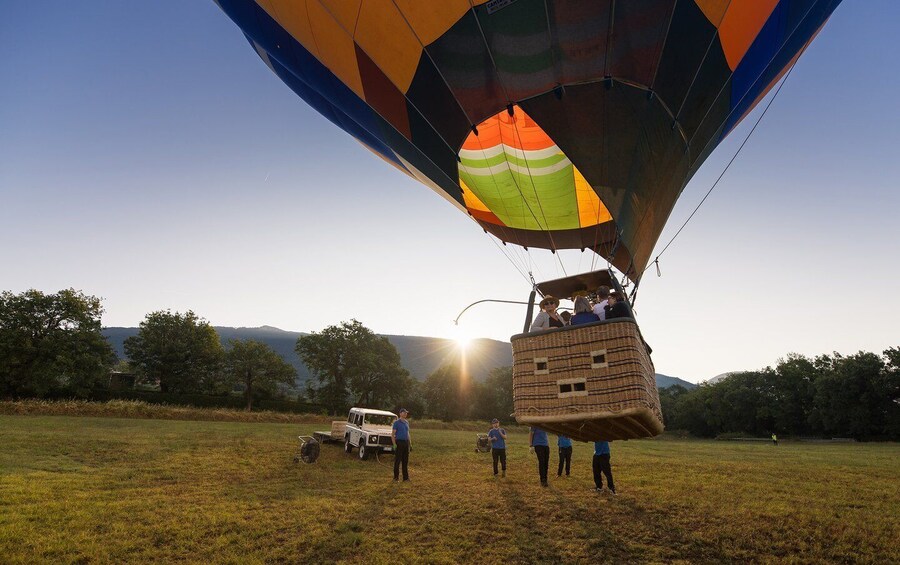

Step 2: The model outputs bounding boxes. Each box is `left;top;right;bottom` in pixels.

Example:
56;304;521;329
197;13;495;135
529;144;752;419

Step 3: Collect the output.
0;290;297;410
0;289;514;419
659;349;900;441
3;289;896;436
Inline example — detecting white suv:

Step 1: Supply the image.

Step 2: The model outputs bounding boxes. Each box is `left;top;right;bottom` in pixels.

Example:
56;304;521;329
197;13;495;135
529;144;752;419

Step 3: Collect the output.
343;408;398;460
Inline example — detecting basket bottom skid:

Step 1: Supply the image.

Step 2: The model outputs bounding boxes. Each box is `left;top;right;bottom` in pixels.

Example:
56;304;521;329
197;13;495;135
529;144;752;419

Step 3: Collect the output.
516;408;663;442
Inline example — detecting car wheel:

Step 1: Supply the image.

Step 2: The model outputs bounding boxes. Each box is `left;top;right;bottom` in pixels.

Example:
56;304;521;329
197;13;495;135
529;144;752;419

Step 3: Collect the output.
344;437;352;454
358;443;369;460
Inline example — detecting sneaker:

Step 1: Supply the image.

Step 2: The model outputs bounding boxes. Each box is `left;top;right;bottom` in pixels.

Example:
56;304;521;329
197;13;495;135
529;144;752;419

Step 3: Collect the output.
541;481;549;487
595;487;603;492
393;478;399;482
609;489;617;496
502;470;506;477
403;478;410;482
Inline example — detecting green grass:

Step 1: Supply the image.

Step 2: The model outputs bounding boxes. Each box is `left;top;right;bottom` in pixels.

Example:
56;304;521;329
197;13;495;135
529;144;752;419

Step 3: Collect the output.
1;415;898;564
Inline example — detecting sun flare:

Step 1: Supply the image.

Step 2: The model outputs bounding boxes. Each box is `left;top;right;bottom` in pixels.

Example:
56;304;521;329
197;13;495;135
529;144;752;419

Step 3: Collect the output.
453;325;475;351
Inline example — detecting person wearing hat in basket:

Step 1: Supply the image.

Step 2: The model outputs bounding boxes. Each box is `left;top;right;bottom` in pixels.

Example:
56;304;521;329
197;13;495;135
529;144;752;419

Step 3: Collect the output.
529;426;551;487
488;418;507;477
530;296;564;331
392;408;412;481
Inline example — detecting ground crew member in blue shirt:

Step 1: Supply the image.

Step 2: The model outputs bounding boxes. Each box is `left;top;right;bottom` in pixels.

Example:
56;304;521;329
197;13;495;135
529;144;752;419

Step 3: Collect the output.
392;408;411;481
592;441;616;494
557;435;573;477
488;418;507;476
529;426;550;487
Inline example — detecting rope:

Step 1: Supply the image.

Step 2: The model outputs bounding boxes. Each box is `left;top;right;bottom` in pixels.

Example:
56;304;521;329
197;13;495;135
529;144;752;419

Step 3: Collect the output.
508;108;567;277
643;56;802;276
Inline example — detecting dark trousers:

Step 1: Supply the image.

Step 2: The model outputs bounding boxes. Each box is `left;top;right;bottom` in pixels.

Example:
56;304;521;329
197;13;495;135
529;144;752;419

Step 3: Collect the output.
593;453;614;491
393;440;409;480
534;445;550;485
491;448;506;474
557;446;572;476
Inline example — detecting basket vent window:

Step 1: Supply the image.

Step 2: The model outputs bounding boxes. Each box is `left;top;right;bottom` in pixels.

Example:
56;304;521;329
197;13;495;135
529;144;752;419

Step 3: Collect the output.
591;349;609;369
557;378;588;398
534;357;549;375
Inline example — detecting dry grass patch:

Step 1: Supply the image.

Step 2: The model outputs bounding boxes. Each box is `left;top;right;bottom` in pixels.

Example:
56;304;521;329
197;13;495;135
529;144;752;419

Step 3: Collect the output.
1;415;898;563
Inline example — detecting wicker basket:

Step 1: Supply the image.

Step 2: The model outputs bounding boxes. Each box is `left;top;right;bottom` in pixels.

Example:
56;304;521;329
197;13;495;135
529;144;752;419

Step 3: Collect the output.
511;319;663;442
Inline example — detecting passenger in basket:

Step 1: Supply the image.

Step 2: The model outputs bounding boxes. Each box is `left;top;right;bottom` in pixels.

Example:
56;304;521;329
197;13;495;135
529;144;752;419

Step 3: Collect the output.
592;285;610;320
604;292;631;320
529;426;551;487
392;408;412;482
530;296;564;331
559;310;572;326
488;418;507;477
557;434;573;477
570;296;600;326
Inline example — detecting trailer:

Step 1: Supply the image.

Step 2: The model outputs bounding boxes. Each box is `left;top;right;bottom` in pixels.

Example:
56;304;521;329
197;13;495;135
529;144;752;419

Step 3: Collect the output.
312;420;346;444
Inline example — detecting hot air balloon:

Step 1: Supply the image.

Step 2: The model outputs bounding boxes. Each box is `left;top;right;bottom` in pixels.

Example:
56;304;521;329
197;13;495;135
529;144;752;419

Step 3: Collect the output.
215;0;842;440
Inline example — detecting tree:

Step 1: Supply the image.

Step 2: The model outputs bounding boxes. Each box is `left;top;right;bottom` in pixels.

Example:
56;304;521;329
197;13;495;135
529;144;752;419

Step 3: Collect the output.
472;366;514;421
881;347;900;440
0;288;114;397
771;354;819;436
811;351;891;440
224;339;296;410
422;363;472;421
296;320;410;415
124;310;224;394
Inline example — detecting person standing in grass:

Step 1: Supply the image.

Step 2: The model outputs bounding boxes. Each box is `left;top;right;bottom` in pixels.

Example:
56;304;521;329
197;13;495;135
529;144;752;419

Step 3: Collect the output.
557;434;573;477
593;440;616;494
392;408;411;481
772;433;778;446
529;426;550;487
488;418;507;477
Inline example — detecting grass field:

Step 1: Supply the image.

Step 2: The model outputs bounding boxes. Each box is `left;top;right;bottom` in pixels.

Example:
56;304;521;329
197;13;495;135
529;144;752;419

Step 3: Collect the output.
1;415;898;564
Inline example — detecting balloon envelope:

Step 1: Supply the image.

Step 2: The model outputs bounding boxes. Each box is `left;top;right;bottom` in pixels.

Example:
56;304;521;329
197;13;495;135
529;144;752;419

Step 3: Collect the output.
216;0;841;279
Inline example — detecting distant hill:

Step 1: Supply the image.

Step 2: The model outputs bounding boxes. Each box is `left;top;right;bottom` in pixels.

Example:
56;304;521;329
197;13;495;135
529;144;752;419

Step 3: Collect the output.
655;373;697;390
102;326;513;384
707;372;741;384
103;326;691;390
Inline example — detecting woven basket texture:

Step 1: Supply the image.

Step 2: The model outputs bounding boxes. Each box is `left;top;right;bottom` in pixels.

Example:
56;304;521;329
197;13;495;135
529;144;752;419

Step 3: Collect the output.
512;320;663;441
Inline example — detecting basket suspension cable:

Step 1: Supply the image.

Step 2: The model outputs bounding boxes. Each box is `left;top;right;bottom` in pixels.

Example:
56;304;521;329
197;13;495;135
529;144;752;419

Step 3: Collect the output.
465;9;568;276
508;107;567;278
643;55;803;276
464;0;566;283
484;234;532;285
469;128;542;278
470;110;556;273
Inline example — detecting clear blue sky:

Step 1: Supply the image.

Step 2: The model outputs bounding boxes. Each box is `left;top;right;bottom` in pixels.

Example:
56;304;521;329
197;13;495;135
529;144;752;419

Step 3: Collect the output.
2;1;898;382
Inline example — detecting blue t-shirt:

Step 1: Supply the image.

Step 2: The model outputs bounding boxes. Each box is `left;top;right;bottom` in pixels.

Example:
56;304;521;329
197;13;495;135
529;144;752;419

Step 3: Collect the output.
570;312;600;326
488;428;506;449
392;418;410;441
530;427;549;447
557;435;572;448
594;441;610;455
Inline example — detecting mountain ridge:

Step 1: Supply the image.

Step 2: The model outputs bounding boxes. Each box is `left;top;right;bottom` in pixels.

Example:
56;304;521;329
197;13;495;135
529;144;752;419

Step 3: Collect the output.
102;326;696;389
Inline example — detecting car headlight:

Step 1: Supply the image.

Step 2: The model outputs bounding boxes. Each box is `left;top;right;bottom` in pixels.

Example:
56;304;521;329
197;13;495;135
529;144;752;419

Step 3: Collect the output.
369;436;377;444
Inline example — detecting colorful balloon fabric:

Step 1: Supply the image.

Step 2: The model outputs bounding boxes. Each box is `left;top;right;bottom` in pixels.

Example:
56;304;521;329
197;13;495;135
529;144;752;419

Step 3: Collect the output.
216;0;841;279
